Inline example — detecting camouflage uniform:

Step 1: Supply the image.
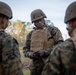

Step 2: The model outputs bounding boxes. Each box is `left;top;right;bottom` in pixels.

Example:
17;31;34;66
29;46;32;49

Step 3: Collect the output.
0;29;24;75
41;38;76;75
23;25;63;75
41;1;76;75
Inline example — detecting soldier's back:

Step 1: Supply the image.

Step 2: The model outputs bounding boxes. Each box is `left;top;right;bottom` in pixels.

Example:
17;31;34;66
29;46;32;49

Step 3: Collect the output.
41;39;76;75
0;31;23;75
58;39;76;75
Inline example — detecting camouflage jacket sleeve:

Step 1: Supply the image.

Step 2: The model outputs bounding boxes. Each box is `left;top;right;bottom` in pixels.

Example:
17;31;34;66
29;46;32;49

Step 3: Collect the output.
1;32;23;75
48;25;64;44
41;39;76;75
23;30;33;57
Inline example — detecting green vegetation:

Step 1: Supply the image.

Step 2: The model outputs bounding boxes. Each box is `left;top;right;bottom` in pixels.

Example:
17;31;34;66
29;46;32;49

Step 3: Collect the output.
23;68;30;75
20;48;31;75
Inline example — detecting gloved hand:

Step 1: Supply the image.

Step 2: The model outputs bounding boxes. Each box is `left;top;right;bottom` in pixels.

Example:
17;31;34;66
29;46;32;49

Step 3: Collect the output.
35;50;50;57
26;51;39;59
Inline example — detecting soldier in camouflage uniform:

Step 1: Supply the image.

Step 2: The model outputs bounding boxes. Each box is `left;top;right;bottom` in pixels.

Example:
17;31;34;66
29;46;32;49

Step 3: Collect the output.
0;1;24;75
23;9;63;75
41;1;76;75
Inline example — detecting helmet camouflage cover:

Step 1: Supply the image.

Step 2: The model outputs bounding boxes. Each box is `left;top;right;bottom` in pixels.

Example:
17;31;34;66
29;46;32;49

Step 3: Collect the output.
31;9;47;23
64;1;76;23
0;1;12;19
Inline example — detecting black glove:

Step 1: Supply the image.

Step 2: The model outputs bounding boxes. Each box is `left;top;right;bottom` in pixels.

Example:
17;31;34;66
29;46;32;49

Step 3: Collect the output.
35;50;50;57
26;52;39;59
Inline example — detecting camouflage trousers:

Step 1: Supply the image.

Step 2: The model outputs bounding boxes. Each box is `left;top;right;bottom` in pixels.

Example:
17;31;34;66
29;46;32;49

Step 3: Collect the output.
29;59;44;75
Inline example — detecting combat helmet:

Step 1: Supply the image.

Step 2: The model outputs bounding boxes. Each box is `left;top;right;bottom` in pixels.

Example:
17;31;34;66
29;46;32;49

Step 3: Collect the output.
31;9;47;23
0;1;12;19
64;1;76;23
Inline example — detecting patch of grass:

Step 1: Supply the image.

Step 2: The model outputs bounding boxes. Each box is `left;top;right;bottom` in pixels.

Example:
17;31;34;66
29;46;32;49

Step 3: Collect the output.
20;48;31;75
23;68;30;75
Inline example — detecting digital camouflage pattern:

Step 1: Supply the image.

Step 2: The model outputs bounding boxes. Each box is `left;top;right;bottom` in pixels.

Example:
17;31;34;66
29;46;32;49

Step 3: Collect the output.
23;25;63;54
23;25;63;75
0;30;23;75
41;38;76;75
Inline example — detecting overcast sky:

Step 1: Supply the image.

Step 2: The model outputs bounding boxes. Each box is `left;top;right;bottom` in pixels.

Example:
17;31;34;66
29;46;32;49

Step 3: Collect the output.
0;0;76;39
